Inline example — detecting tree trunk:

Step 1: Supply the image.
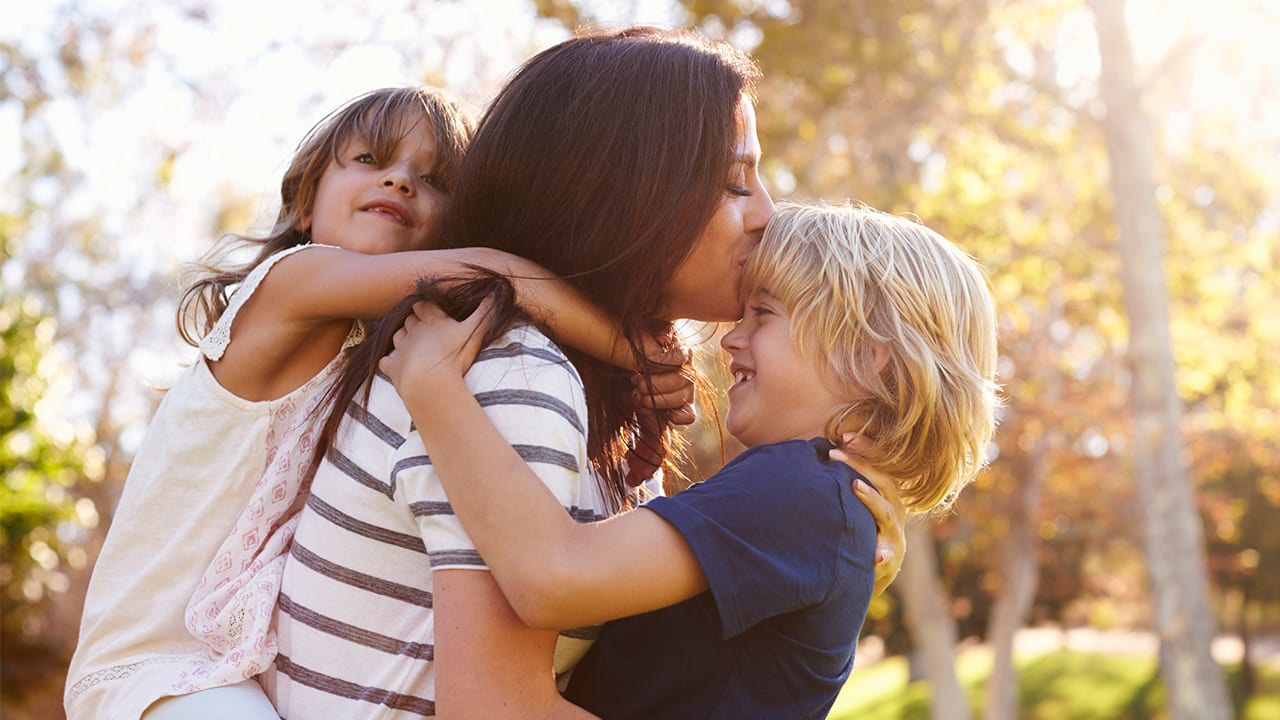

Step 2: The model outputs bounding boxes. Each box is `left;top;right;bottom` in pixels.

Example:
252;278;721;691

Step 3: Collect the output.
983;447;1047;720
1088;2;1233;718
899;521;970;720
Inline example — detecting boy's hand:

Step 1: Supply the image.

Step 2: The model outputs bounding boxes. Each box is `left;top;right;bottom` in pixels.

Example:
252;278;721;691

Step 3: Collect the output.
380;298;495;403
829;434;907;599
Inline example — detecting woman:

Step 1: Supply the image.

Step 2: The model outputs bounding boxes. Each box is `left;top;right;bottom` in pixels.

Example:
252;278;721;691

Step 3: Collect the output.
264;27;905;718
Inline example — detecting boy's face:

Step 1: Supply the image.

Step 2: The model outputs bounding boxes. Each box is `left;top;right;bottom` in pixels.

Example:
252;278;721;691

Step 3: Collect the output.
720;288;844;447
303;114;446;255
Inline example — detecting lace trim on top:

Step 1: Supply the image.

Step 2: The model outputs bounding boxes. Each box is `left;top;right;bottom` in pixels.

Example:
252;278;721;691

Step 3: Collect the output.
199;243;362;360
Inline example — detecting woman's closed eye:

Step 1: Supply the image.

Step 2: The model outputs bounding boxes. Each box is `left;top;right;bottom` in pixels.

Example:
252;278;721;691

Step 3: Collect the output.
726;165;751;197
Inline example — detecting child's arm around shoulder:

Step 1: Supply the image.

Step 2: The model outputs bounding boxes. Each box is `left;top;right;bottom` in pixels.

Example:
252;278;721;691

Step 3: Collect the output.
207;244;635;401
254;244;633;366
382;300;710;631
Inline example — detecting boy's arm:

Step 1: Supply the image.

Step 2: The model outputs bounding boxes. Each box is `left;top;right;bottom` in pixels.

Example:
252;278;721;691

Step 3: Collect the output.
254;244;634;368
381;301;709;631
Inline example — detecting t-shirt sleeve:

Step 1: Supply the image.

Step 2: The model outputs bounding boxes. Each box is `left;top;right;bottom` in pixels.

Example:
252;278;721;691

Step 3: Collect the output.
644;442;860;639
391;329;593;571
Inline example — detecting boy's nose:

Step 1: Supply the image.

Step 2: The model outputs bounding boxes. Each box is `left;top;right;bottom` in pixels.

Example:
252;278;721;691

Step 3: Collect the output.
720;323;745;351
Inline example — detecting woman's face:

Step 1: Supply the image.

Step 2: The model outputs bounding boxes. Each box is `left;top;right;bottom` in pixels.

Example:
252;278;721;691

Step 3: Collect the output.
660;99;775;323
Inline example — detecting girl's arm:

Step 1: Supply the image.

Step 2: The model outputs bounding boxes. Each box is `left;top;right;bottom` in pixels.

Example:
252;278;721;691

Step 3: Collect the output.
256;244;633;367
382;300;709;630
433;569;598;719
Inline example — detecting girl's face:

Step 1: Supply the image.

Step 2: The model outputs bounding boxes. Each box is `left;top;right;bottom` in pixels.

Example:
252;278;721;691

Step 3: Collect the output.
720;288;844;447
303;114;446;255
660;99;775;322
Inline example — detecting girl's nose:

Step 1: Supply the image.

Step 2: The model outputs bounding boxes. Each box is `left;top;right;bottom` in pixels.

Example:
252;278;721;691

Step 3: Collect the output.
382;167;415;195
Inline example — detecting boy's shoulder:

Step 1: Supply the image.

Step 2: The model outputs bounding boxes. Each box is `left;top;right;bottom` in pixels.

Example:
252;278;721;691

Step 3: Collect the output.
729;438;851;479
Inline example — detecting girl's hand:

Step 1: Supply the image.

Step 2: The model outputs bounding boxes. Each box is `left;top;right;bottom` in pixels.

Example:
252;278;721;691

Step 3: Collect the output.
829;434;907;599
623;345;696;487
631;346;697;426
379;298;496;403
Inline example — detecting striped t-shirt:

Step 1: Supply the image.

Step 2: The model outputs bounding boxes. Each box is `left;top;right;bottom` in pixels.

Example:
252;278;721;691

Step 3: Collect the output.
264;325;609;718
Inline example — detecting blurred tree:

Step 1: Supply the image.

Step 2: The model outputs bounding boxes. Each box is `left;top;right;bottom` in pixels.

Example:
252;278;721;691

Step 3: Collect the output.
0;221;100;717
1088;0;1231;717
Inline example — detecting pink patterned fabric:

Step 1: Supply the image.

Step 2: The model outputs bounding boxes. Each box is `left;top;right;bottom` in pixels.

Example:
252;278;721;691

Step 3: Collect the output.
172;365;340;694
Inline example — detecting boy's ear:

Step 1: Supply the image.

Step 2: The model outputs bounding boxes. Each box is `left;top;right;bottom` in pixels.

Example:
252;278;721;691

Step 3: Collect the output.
872;343;891;374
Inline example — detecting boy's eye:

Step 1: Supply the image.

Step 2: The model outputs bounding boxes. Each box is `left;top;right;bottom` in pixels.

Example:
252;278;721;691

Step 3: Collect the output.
750;304;774;317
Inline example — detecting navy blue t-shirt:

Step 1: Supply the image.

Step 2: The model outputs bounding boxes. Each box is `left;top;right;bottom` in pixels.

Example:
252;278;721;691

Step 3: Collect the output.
564;438;878;719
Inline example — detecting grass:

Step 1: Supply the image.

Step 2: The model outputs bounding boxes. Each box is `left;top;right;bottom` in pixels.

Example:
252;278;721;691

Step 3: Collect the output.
828;650;1280;719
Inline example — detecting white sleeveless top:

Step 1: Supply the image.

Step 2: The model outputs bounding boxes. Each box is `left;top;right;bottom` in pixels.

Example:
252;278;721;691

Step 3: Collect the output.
65;244;361;720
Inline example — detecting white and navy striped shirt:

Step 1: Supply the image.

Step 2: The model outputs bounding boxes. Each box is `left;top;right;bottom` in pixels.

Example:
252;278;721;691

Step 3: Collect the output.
264;325;609;718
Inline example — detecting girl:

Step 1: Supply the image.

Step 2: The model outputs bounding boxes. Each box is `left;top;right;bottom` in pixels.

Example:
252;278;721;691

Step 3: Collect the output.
264;29;907;719
64;86;652;720
383;201;1001;718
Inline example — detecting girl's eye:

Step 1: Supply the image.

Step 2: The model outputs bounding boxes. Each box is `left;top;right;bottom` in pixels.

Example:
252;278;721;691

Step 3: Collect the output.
750;304;774;317
354;152;377;165
726;184;752;197
420;173;445;190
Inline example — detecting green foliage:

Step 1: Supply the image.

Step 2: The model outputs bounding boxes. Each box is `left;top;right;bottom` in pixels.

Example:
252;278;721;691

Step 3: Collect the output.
830;650;1280;719
0;231;96;641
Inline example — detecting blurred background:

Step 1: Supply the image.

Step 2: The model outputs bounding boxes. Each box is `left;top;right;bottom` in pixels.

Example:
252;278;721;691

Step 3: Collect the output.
2;1;1277;718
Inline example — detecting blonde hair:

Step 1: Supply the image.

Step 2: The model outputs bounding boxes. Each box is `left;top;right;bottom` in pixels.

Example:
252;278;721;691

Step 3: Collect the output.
741;201;1000;514
177;87;475;346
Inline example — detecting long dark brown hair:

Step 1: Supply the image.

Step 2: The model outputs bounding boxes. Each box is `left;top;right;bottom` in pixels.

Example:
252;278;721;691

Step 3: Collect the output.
176;87;474;346
320;28;760;511
317;269;532;468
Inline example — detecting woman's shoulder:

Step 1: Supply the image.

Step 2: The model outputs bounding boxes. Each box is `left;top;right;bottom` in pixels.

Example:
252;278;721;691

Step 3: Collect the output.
469;324;583;390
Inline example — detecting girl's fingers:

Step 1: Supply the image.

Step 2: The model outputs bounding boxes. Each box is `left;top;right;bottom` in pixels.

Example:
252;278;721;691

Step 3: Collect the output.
632;384;696;411
668;404;696;426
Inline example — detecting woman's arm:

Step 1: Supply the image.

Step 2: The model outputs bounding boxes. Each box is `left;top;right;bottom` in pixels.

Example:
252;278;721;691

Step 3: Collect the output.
832;440;907;598
382;301;709;630
433;569;598;719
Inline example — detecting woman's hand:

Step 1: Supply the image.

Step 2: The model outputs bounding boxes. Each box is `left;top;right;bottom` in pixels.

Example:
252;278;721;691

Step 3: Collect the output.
379;298;495;403
829;434;907;599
